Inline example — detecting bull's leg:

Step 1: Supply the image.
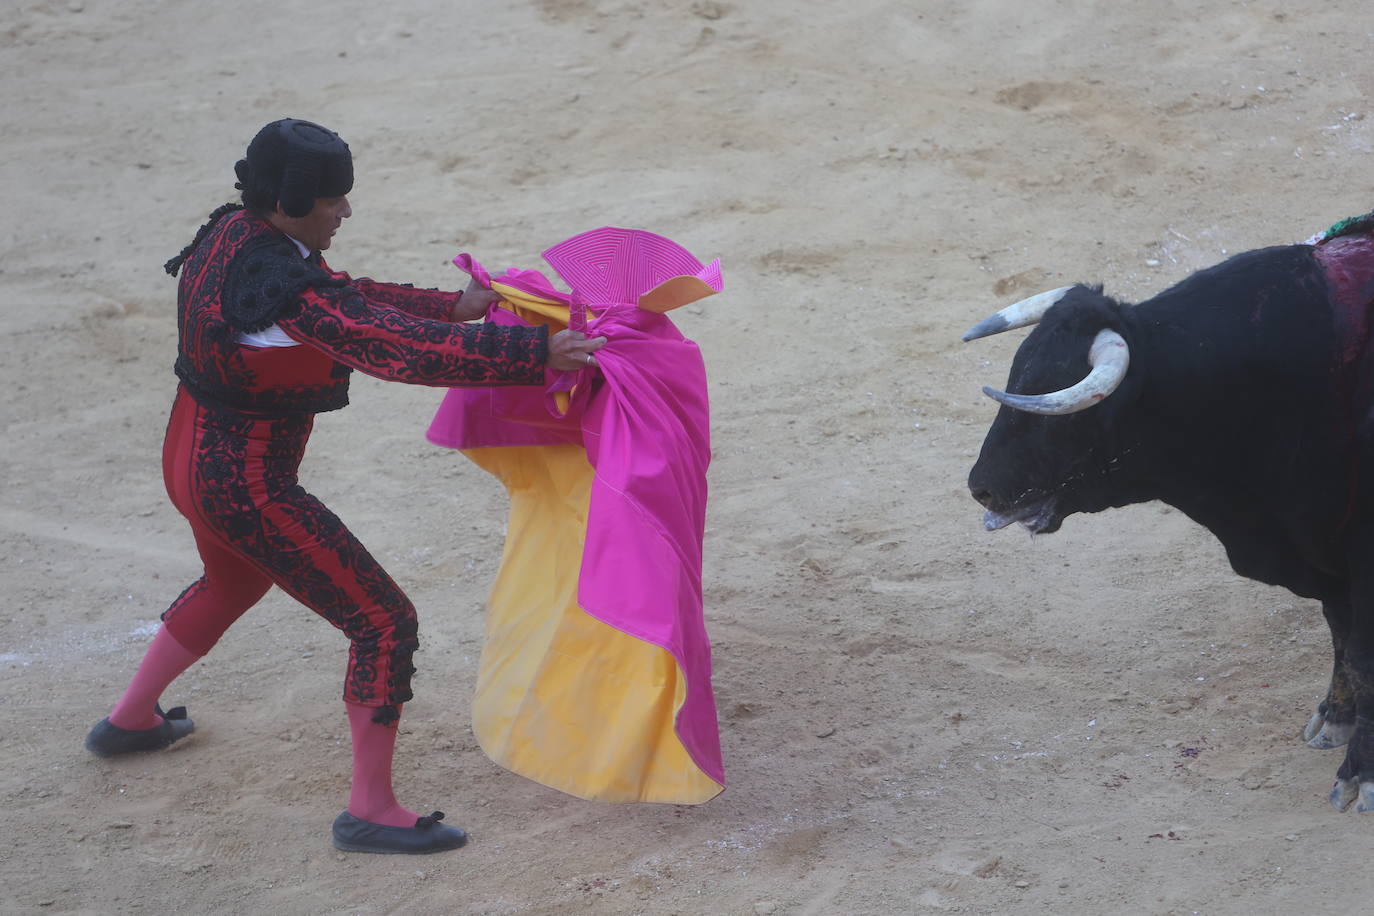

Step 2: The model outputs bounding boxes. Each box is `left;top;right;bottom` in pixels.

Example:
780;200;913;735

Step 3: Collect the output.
1307;597;1356;750
1330;543;1374;812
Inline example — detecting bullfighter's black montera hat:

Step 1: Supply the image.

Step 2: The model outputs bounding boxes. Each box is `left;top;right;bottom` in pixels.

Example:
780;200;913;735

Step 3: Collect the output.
235;118;353;218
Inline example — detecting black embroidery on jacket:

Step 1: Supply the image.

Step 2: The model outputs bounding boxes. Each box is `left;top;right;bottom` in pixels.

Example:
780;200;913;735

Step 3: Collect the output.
283;286;548;386
174;368;353;417
222;235;346;333
351;278;456;321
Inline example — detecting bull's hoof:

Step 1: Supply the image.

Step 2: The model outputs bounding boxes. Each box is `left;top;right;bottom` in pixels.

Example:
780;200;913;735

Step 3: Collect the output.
1331;778;1359;812
1306;721;1355;750
1304;712;1325;743
1357;784;1374;814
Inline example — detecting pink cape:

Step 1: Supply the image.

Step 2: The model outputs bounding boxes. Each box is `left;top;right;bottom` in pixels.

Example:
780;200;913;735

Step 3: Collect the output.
428;228;725;795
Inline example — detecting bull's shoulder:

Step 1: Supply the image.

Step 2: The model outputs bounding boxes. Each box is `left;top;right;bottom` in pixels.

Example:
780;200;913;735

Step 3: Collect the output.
1315;233;1374;314
1204;243;1321;281
1149;244;1325;308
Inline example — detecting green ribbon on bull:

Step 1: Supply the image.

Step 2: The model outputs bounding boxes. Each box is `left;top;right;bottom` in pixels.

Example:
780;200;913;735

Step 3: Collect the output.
1319;209;1374;244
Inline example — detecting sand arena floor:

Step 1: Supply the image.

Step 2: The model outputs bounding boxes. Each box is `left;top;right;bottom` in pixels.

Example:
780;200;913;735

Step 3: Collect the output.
5;1;1374;913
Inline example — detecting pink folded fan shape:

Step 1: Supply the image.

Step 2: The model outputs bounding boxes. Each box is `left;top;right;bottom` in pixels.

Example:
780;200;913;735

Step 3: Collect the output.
429;227;725;796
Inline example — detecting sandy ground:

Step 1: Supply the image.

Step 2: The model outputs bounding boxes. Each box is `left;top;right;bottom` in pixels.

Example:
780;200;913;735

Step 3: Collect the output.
6;0;1374;913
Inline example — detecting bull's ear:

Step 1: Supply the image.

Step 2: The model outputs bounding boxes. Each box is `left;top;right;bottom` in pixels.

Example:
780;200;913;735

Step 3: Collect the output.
963;286;1076;342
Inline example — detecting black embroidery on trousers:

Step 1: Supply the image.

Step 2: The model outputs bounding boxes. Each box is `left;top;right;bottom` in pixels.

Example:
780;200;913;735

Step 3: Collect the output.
189;410;418;707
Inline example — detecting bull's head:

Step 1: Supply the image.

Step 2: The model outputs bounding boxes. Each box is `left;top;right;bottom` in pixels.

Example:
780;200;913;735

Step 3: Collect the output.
965;285;1136;534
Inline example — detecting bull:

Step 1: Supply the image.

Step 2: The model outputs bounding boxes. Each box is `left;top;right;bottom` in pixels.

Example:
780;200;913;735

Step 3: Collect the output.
964;232;1374;812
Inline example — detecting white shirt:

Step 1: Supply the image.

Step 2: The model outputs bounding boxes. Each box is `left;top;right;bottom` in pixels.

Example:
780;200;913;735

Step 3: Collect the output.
234;234;311;348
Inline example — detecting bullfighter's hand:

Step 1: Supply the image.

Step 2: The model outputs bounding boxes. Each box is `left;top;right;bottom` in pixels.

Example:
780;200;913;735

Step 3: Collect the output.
547;329;607;372
451;278;501;322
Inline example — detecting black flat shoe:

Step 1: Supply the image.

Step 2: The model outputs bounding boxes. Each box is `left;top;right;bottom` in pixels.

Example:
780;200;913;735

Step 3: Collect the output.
84;705;194;757
331;810;468;854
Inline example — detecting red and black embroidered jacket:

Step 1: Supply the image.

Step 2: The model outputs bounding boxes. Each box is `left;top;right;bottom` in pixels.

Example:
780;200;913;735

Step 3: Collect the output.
173;210;548;416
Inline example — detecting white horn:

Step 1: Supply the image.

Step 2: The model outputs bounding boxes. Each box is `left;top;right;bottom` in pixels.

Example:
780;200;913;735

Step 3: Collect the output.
982;329;1130;415
962;286;1076;342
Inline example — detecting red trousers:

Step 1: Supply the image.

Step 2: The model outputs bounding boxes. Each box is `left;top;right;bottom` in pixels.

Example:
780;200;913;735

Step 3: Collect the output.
160;386;418;715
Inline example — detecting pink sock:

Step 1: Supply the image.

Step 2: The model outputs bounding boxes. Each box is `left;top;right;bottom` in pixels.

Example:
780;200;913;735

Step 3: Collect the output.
108;626;201;730
346;702;422;827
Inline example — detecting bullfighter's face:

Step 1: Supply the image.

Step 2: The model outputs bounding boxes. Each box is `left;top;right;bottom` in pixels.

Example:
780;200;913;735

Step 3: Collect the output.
273;195;352;253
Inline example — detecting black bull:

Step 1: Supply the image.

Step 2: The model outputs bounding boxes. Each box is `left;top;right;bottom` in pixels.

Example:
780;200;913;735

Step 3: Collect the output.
965;234;1374;812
